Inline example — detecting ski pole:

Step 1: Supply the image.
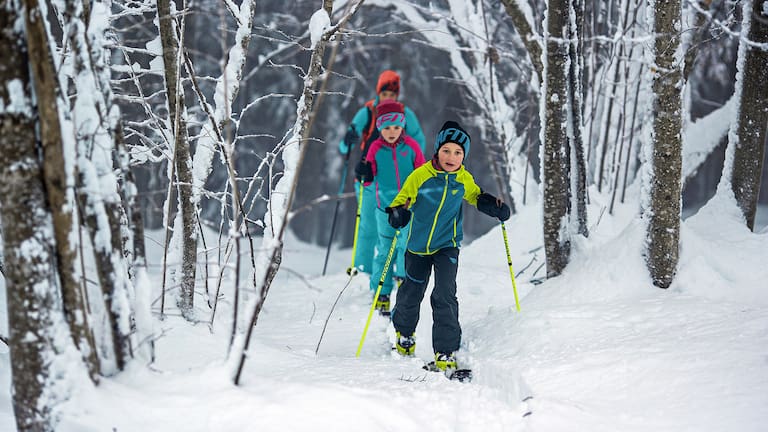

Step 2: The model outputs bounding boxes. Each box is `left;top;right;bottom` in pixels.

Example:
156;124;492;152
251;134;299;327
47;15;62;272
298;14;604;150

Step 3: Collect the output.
322;144;354;275
345;181;364;276
501;221;521;311
356;231;398;357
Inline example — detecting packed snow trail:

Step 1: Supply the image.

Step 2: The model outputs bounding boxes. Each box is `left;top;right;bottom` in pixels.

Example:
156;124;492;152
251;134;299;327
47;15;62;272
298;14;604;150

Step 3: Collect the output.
1;198;767;431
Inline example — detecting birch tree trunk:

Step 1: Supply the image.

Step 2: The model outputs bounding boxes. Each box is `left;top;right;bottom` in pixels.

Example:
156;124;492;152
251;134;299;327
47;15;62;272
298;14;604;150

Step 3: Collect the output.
158;0;197;319
645;0;683;289
21;0;100;378
232;0;364;384
541;0;572;277
729;0;768;231
1;3;79;429
500;0;544;82
66;0;134;370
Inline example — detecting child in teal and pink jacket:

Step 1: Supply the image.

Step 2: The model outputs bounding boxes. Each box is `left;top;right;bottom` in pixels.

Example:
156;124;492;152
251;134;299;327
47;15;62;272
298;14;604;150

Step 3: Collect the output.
354;100;425;314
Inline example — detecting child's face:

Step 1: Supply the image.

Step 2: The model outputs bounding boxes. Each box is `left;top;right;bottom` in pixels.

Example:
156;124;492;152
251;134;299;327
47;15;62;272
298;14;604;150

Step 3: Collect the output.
437;142;464;172
380;125;402;144
379;90;398;101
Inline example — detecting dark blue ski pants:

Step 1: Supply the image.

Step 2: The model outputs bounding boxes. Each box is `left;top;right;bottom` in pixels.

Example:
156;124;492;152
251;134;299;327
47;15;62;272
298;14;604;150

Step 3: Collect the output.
392;247;460;354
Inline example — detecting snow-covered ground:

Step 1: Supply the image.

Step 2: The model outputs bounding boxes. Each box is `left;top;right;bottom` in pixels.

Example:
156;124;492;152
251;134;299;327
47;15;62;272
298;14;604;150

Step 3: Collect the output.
1;193;767;431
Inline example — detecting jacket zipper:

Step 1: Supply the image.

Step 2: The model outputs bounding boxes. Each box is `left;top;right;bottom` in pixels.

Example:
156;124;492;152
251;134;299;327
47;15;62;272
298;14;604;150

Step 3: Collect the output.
426;174;449;254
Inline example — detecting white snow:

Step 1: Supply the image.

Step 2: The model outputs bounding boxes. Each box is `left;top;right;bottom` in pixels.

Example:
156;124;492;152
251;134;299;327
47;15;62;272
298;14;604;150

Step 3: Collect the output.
2;193;766;431
3;79;33;116
309;9;331;49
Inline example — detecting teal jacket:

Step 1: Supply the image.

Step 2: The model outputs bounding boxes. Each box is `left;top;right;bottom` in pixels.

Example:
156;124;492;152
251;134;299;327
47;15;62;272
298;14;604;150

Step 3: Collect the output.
389;161;482;255
339;99;426;155
364;135;426;210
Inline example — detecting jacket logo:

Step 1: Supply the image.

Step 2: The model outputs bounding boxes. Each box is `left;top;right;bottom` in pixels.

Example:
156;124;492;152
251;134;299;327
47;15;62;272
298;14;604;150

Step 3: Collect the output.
452;189;458;195
401;151;409;157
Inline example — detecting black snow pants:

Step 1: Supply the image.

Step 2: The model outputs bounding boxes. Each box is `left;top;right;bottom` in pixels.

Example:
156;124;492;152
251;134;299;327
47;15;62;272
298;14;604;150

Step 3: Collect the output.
392;247;460;354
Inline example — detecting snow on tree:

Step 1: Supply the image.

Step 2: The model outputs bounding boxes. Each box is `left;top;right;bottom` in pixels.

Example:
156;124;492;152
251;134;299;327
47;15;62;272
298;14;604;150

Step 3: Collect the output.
231;0;365;384
724;0;768;231
21;0;101;377
1;1;90;429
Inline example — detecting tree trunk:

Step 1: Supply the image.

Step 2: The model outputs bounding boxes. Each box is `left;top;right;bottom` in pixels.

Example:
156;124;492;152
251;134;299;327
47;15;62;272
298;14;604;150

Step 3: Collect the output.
568;0;589;237
65;0;134;370
542;0;572;277
1;3;75;429
232;0;365;384
730;0;768;231
645;0;683;289
21;0;100;379
682;0;713;82
500;0;544;83
322;0;333;15
158;0;197;319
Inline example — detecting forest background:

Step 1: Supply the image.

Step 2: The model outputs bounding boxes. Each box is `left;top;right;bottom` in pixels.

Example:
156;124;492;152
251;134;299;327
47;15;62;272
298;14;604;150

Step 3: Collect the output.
0;0;766;430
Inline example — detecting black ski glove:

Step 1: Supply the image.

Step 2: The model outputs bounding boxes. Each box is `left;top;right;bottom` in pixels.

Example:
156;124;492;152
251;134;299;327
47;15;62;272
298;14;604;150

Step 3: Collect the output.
477;192;511;221
386;205;411;229
341;127;360;155
355;161;373;183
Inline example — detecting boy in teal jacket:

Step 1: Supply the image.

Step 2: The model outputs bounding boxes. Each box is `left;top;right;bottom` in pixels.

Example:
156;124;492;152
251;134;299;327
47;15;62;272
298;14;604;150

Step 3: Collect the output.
385;121;510;371
339;71;426;275
354;101;425;314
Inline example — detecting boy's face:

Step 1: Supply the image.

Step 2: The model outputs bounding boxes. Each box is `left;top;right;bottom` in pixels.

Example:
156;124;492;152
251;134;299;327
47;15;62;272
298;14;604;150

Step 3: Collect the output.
437;142;464;172
379;90;398;101
380;125;402;144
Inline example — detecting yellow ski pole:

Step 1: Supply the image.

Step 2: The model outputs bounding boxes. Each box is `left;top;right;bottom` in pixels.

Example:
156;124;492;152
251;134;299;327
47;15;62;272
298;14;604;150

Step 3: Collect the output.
501;221;521;311
346;181;364;276
356;231;398;357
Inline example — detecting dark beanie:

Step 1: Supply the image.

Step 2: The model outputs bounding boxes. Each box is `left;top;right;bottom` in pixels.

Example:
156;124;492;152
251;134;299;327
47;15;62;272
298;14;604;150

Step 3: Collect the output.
434;121;471;156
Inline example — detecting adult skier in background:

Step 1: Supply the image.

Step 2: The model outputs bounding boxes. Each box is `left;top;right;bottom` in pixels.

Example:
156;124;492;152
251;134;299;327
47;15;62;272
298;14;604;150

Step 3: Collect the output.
339;70;426;276
386;121;510;372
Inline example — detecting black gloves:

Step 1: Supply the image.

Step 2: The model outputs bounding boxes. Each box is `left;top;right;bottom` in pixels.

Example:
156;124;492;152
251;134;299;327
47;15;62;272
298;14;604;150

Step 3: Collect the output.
341;127;360;155
355;161;373;183
386;205;411;229
476;192;511;221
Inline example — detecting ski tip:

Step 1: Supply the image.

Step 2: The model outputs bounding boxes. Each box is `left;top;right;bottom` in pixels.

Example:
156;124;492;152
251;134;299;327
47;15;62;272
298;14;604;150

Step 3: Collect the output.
450;369;473;383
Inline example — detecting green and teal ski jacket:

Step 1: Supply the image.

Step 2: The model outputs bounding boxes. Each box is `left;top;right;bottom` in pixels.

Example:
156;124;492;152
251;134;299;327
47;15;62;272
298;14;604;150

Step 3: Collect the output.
389;160;482;255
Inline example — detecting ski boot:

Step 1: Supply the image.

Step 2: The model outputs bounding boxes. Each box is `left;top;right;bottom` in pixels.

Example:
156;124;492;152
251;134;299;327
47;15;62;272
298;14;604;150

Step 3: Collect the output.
395;332;416;356
423;352;472;382
434;352;457;371
374;294;391;316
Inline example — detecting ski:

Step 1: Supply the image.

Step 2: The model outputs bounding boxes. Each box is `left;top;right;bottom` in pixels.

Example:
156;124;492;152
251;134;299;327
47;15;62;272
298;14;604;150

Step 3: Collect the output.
423;361;473;383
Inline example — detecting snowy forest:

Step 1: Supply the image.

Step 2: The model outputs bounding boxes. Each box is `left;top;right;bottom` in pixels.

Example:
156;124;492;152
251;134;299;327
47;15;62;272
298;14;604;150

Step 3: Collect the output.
0;0;767;431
